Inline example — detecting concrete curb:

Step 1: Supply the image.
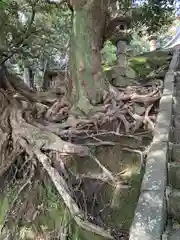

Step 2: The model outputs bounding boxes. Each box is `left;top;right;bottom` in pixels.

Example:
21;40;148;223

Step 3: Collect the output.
129;49;180;240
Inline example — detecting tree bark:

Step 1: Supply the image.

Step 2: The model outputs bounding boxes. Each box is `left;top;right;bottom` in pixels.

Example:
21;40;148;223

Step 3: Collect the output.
34;69;44;91
42;71;49;91
42;60;49;91
70;0;108;110
23;61;34;89
0;66;114;239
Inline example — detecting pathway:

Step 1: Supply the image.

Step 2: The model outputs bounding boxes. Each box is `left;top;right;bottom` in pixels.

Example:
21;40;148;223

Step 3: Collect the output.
129;48;180;240
164;51;180;240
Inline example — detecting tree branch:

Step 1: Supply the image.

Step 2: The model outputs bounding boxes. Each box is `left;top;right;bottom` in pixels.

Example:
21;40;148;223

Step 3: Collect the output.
46;0;66;6
0;4;36;65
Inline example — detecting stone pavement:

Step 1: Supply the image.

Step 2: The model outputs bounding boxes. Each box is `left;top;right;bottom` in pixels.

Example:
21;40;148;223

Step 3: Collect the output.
165;58;180;240
129;49;180;240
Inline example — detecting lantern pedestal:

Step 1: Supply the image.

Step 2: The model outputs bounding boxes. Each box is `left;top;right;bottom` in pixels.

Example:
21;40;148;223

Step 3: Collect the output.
149;35;158;51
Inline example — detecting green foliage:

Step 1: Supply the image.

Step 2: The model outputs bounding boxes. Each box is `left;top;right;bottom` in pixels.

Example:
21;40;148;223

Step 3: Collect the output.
132;0;175;36
29;183;82;239
128;33;150;55
129;50;170;77
0;0;175;78
101;41;116;70
0;0;175;69
0;180;83;239
0;0;71;74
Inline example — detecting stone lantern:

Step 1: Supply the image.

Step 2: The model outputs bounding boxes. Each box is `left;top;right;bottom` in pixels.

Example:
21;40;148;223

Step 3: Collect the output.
107;1;132;67
106;15;135;86
104;1;136;86
149;35;158;51
115;18;131;69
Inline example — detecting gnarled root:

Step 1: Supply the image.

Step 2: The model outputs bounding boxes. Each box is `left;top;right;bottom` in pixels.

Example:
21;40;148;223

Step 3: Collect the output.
38;82;161;139
0;72;162;238
0;88;114;238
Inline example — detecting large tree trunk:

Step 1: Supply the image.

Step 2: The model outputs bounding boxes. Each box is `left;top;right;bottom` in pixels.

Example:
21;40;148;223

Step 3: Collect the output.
70;0;108;111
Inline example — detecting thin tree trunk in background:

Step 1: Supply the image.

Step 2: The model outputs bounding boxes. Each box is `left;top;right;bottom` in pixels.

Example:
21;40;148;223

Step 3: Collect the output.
42;72;49;91
42;60;49;91
69;10;76;103
23;63;34;89
34;69;44;91
70;0;108;109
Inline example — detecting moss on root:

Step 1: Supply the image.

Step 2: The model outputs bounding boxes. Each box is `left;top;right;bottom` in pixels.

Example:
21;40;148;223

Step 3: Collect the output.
0;179;81;239
129;50;171;78
0;49;173;240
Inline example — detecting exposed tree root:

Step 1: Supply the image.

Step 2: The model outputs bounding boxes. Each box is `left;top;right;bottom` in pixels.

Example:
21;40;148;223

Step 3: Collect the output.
0;72;163;239
37;81;161;139
0;94;113;238
90;153;117;183
34;150;113;239
27;81;162;146
0;78;113;238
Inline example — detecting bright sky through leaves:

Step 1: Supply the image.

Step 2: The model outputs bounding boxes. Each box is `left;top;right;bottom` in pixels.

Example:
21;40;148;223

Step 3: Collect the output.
176;0;180;16
133;0;180;16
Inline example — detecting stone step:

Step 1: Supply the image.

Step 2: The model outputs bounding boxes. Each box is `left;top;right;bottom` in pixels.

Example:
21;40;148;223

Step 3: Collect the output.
173;97;180;107
168;163;180;189
168;229;180;240
173;115;180;128
166;187;180;222
174;89;180;97
175;81;180;88
175;93;180;99
173;100;180;111
171;144;180;161
174;112;180;121
172;129;180;143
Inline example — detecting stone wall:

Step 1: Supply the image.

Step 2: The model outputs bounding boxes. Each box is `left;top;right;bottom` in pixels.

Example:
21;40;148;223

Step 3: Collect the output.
129;49;180;240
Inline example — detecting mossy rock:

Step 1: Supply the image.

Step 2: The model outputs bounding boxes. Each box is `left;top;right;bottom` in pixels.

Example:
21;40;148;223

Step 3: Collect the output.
71;144;144;230
129;50;171;78
126;67;136;79
105;66;136;87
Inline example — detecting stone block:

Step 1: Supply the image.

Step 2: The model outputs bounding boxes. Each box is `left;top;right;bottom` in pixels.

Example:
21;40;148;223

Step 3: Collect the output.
173;129;180;143
161;219;173;240
153;95;173;142
173;96;180;105
153;116;171;142
159;95;173;112
168;163;180;189
169;229;180;240
175;75;180;83
163;72;174;96
105;66;135;87
169;52;179;70
129;190;166;240
174;86;180;97
169;127;174;143
126;67;136;79
174;115;180;128
173;96;177;107
172;144;180;161
167;188;180;222
174;105;180;115
141;142;168;191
